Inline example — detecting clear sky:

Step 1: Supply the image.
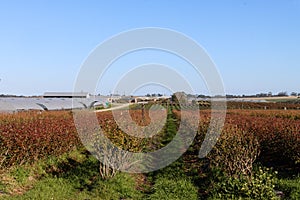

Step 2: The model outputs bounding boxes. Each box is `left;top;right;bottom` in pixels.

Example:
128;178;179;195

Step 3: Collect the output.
0;0;299;96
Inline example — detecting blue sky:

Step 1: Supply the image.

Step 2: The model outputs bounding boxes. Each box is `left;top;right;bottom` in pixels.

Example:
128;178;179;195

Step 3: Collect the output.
0;0;299;96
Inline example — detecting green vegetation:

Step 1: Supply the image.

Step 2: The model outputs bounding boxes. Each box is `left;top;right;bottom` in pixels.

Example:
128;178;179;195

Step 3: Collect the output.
149;177;198;200
276;176;300;200
0;149;142;200
206;166;278;199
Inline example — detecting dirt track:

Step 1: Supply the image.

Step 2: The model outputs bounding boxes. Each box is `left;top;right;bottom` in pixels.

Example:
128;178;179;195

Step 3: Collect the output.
94;103;132;112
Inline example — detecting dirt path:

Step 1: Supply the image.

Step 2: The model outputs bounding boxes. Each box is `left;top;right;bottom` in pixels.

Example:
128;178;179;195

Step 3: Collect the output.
94;103;132;112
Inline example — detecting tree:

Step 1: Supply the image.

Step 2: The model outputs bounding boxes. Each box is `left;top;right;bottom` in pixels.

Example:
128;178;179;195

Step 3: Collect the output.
291;92;297;96
171;92;187;104
277;91;288;97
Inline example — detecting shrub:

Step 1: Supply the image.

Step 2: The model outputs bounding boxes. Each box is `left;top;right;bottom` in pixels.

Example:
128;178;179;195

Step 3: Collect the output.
207;166;278;199
93;137;136;180
0;111;81;169
207;127;260;177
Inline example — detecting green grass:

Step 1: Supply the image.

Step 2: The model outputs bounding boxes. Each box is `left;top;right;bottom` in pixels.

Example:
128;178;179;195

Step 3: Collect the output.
0;149;142;200
147;159;199;200
1;173;142;200
6;178;78;200
9;167;31;185
149;177;198;200
6;145;297;200
13;173;140;200
276;176;300;200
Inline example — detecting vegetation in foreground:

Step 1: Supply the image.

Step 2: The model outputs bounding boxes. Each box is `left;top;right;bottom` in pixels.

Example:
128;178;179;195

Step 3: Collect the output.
0;101;299;199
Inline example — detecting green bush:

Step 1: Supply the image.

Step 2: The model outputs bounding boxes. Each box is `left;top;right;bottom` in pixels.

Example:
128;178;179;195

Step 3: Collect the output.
207;166;278;199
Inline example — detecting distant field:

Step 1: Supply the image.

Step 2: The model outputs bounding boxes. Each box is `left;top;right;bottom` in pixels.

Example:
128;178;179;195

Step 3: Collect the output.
241;96;299;102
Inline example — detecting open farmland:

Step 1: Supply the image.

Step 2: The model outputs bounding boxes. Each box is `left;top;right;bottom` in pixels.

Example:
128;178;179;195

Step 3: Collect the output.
0;102;299;199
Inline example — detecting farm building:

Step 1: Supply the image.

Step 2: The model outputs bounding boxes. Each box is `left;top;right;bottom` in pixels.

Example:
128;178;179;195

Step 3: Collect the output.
0;96;109;112
43;92;90;98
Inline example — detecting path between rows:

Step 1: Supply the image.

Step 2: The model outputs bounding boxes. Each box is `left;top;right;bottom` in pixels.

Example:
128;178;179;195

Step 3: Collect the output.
94;103;132;112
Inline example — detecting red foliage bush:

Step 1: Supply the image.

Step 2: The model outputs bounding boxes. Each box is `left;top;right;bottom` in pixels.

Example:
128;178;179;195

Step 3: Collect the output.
0;111;81;169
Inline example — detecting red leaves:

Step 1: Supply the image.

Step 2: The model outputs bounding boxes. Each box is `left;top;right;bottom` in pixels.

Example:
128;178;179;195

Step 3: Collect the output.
1;107;299;171
0;111;80;169
196;109;300;167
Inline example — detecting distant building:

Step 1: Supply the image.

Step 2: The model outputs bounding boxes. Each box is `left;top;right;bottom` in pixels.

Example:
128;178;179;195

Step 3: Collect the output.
43;92;90;98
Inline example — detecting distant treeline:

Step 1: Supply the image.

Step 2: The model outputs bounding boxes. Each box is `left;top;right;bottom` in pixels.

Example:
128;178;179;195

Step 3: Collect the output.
0;94;42;98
